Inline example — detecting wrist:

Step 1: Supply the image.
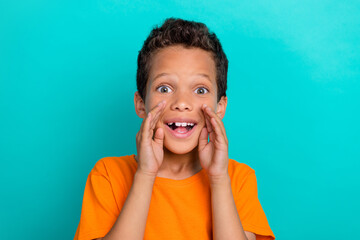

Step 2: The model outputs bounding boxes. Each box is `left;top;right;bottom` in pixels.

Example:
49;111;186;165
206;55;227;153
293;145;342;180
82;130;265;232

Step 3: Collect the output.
135;169;158;179
208;173;230;186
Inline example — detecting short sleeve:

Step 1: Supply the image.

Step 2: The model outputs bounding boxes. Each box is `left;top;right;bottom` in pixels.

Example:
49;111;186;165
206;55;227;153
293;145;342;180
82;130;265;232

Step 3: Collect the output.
235;171;275;240
74;160;119;240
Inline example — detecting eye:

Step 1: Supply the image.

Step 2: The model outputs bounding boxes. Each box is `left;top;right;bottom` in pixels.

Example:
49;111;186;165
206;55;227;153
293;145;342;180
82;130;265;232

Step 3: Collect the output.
157;85;172;93
195;87;209;95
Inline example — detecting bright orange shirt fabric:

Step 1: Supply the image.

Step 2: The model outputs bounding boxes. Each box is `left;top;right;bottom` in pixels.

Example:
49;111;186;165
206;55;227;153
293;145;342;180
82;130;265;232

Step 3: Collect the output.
74;155;275;240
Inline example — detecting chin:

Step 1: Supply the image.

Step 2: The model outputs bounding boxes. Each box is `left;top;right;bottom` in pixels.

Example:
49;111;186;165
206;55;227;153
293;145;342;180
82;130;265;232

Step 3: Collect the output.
163;138;198;155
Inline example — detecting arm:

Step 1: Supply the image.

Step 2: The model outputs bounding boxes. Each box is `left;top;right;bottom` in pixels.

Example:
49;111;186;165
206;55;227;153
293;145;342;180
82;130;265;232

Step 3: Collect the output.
100;171;156;240
97;99;166;240
210;175;249;240
199;104;254;240
245;231;256;240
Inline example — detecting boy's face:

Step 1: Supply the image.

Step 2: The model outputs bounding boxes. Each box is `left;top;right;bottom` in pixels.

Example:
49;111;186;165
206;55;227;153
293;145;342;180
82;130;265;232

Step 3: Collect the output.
135;45;227;155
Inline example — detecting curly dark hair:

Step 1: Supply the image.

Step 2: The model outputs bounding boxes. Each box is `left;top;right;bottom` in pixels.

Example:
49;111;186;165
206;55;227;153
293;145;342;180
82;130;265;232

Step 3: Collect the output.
136;18;228;103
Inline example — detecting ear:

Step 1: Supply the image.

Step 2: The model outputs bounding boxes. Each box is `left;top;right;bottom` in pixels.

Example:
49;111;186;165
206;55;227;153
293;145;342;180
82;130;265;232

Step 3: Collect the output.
216;96;228;119
134;91;147;119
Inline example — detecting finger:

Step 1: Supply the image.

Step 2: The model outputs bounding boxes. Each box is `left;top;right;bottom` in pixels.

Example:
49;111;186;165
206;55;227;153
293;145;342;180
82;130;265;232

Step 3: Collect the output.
201;105;213;133
141;101;164;138
210;117;227;145
139;102;157;137
203;105;222;128
149;100;165;118
139;111;153;141
202;107;217;144
204;112;213;133
198;127;209;151
205;117;213;133
203;105;227;144
149;101;166;130
203;105;227;142
153;127;164;145
139;101;166;144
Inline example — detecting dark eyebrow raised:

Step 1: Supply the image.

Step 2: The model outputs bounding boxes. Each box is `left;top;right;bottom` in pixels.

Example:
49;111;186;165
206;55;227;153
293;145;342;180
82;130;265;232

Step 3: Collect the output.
152;73;171;82
152;73;212;83
196;73;212;83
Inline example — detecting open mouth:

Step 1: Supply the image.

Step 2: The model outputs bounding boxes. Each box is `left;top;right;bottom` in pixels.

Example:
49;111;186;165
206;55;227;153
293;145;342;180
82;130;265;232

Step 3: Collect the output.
165;122;197;137
166;122;195;132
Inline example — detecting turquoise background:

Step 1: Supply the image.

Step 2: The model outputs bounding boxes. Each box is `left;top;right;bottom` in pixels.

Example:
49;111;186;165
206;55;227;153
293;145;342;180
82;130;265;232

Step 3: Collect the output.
1;0;359;239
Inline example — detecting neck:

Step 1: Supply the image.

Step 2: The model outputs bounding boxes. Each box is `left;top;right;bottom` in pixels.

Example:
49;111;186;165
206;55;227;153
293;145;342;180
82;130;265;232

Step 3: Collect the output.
158;147;202;176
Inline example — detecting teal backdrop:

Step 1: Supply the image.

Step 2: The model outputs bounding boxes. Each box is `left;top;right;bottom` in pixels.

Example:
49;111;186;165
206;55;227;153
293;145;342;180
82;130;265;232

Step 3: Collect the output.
1;0;359;239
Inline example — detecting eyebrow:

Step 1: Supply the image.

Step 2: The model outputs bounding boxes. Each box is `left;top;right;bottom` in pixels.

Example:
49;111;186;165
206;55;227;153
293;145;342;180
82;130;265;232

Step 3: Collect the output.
152;73;212;83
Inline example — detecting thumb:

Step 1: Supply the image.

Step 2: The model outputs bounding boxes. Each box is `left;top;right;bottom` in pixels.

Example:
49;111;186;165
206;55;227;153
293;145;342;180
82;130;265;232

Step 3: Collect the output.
153;127;164;145
198;127;208;151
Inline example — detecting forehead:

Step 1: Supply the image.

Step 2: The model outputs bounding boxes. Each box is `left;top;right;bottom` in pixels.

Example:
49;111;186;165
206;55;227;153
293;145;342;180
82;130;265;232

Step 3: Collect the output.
148;45;216;84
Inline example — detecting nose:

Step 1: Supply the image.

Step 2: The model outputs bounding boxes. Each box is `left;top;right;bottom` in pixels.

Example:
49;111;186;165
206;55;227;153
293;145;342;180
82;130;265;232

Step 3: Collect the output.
170;91;193;112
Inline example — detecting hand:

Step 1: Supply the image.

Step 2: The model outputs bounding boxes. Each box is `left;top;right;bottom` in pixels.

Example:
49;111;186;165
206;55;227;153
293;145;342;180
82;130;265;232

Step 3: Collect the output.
135;100;166;177
198;104;229;180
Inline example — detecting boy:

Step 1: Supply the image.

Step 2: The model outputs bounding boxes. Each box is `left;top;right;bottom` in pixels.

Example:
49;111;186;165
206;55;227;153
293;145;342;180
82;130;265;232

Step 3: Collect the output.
74;18;275;240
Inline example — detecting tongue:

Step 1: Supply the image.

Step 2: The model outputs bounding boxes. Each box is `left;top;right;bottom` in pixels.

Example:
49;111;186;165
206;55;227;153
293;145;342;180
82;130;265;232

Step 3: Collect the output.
174;126;189;133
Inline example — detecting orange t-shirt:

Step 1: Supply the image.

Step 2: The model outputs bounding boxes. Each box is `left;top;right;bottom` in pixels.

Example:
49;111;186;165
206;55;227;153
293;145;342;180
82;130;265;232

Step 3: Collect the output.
74;155;275;240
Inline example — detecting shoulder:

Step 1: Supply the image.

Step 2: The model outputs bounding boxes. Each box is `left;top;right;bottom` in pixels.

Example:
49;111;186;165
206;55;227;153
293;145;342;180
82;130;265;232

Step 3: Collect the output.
228;159;256;188
91;154;138;178
228;159;255;178
88;154;138;196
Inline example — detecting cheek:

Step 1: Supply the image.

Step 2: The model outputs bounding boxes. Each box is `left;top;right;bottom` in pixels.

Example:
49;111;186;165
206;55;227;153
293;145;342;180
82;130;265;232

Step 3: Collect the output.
144;90;161;112
145;100;159;113
154;111;166;129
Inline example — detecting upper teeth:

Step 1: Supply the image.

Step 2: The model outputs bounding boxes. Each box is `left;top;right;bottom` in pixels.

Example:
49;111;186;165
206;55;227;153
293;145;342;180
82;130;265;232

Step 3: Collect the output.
167;122;194;127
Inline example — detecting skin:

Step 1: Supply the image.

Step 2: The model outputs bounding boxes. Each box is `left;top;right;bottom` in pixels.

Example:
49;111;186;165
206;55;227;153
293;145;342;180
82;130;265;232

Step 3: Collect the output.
96;45;256;240
134;45;256;239
134;45;227;178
